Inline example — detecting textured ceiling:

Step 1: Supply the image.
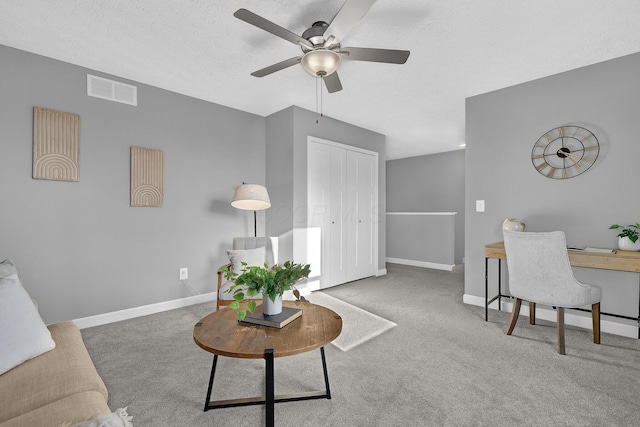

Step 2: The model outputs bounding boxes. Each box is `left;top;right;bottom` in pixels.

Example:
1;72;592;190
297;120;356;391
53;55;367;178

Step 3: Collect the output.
2;1;640;159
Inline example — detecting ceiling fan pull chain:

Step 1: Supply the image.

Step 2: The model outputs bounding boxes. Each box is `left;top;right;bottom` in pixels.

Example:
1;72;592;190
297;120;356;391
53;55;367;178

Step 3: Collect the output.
316;75;323;124
320;77;324;118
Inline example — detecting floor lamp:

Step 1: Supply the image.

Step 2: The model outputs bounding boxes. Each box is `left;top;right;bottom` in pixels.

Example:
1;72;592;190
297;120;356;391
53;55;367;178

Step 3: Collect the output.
231;183;271;237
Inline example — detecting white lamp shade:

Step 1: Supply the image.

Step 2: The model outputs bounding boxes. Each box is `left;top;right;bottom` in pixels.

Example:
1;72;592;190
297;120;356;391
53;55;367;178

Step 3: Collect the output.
231;184;271;211
301;49;341;77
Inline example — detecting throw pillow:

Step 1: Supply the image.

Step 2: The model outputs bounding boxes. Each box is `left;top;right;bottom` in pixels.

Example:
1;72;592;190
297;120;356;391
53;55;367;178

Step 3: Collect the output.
71;407;133;427
0;257;18;277
0;259;56;375
227;246;266;274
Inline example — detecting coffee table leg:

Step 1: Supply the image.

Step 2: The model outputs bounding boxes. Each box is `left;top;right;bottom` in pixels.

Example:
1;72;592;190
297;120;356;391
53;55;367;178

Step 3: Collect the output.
265;349;275;427
204;355;218;412
202;348;330;419
320;347;331;399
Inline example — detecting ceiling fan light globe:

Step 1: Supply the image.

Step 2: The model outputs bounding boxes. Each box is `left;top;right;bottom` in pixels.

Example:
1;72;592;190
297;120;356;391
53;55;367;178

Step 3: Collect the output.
301;49;341;77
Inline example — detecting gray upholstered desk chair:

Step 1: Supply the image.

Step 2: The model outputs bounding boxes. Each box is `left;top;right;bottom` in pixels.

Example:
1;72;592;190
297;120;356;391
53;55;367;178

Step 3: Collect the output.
502;230;602;355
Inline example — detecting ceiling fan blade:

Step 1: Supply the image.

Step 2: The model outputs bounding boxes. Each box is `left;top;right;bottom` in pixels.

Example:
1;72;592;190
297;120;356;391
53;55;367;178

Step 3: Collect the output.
324;0;377;44
340;47;410;64
234;9;313;49
323;72;343;93
251;56;302;77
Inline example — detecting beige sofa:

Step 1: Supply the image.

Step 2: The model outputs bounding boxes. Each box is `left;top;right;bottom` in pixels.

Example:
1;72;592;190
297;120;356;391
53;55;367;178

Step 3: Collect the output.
0;321;111;427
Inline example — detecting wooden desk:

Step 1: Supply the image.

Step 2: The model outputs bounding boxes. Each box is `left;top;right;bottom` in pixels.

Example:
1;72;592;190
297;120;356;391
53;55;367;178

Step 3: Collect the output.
485;242;640;337
193;301;342;427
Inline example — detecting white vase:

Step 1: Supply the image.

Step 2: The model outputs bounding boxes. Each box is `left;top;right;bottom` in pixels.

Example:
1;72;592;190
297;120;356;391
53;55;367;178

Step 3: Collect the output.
502;218;526;232
618;236;640;252
263;294;283;316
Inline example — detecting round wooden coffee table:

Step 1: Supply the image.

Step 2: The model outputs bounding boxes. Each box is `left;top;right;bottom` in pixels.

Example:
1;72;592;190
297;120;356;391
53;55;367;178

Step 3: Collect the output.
193;300;342;427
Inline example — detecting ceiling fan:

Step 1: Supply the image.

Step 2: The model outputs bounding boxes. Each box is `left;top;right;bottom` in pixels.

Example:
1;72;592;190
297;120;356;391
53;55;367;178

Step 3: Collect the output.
234;0;410;93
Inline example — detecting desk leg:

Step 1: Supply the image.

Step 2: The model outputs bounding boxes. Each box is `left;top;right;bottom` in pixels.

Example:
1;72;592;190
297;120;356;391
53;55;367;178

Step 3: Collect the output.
485;257;489;321
265;349;275;427
498;260;502;312
486;258;507;321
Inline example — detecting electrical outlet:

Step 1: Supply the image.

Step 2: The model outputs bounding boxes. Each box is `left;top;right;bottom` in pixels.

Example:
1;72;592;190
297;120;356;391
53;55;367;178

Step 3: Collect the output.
179;268;188;280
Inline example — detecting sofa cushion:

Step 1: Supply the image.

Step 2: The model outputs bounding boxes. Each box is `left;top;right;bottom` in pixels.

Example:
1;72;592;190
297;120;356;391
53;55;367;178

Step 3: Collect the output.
0;322;108;424
0;259;56;375
0;391;111;427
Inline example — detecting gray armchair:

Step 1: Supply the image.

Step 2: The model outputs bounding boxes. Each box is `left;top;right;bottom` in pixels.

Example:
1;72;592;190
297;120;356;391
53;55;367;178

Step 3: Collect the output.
216;237;278;310
502;230;602;354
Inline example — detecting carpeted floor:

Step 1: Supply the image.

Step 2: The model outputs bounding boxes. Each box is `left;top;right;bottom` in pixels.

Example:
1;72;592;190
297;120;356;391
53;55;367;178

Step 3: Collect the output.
81;263;640;426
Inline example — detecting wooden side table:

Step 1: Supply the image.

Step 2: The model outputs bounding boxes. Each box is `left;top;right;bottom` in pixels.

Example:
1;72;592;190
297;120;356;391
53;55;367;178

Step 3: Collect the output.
193;300;342;427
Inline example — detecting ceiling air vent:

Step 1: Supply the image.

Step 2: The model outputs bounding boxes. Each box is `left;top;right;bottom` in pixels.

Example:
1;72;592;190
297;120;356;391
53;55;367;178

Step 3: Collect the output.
87;74;137;106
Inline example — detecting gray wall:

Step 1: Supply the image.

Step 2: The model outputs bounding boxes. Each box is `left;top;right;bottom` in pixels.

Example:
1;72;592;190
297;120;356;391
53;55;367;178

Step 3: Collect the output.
265;106;387;270
386;150;465;264
465;52;640;323
0;45;266;323
386;214;455;266
264;107;294;245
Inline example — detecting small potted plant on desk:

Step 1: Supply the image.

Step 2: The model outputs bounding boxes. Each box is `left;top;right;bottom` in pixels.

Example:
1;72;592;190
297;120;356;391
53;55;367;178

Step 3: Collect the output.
609;223;640;251
222;261;311;320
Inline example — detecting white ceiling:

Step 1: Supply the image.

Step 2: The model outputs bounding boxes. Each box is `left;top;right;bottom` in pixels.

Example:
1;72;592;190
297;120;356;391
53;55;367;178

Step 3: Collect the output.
2;1;640;159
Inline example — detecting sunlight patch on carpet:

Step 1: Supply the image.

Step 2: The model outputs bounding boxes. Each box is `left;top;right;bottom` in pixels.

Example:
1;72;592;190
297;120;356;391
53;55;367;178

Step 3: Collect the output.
307;292;397;351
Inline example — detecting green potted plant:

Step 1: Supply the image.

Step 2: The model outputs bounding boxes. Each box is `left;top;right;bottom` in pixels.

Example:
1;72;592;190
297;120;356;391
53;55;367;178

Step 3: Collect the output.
222;261;311;320
609;223;640;251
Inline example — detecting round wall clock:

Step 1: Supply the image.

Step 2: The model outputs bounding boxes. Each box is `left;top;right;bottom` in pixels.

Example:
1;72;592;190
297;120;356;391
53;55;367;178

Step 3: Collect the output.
531;125;600;179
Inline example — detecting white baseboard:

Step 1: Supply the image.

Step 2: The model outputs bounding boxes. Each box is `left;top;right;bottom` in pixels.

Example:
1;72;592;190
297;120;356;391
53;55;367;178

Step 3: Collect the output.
73;292;217;329
386;257;454;271
376;268;387;276
463;294;638;339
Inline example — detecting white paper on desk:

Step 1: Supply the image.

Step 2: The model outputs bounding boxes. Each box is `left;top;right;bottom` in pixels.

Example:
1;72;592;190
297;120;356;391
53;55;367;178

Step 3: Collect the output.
567;245;616;254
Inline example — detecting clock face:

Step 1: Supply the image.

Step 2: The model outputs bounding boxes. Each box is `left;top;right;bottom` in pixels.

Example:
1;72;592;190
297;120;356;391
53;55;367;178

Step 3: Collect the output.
531;126;600;179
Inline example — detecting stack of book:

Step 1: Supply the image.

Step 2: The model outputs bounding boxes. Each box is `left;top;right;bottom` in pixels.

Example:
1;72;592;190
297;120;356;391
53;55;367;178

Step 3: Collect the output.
241;305;302;328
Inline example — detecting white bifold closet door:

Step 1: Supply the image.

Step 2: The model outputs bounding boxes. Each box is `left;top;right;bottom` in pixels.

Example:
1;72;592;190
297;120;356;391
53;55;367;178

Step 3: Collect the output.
308;138;377;289
346;149;376;282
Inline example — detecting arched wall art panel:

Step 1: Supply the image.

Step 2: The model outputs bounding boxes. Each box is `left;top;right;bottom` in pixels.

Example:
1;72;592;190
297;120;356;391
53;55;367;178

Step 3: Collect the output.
130;146;164;207
32;106;80;182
